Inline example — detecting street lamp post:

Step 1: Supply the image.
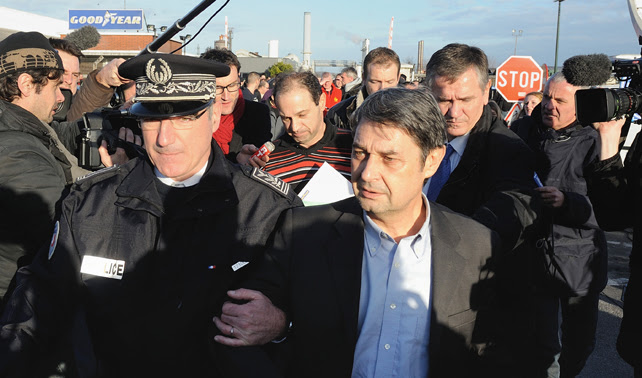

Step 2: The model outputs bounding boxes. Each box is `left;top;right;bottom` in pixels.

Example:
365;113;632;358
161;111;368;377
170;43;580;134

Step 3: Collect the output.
512;29;523;56
180;34;192;55
554;0;566;73
147;24;156;39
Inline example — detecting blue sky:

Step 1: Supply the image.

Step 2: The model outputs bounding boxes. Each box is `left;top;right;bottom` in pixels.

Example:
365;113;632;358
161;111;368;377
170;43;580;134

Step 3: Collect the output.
14;0;641;70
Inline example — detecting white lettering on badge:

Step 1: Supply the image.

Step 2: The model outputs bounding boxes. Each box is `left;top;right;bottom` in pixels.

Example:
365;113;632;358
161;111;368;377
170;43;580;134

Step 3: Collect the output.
231;261;249;272
80;255;125;280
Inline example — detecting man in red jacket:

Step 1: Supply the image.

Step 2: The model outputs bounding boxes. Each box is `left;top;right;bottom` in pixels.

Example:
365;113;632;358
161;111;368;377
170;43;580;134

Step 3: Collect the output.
319;71;342;116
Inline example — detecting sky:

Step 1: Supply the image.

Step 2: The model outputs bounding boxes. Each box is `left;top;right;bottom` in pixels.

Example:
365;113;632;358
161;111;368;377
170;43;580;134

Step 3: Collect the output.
11;0;642;71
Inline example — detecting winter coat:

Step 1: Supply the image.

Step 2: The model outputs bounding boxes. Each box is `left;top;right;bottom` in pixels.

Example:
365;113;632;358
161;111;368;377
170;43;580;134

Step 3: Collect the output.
0;100;73;300
0;142;301;377
512;106;607;297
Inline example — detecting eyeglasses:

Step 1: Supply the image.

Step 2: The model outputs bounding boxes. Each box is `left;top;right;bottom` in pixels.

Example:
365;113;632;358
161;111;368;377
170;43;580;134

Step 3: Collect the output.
215;82;240;95
140;108;209;131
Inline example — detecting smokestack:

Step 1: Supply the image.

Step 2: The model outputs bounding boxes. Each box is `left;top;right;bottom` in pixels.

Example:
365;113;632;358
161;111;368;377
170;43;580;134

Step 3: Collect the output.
388;17;394;49
303;12;312;68
417;40;424;74
225;16;228;49
361;39;370;63
268;40;279;58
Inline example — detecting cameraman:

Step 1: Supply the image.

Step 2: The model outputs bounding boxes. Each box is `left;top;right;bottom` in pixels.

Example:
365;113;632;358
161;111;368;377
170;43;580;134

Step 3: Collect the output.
0;32;134;307
589;115;641;376
511;72;608;378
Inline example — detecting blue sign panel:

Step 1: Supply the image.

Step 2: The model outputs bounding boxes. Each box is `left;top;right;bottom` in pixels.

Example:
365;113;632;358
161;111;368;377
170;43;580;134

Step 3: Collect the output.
69;10;144;30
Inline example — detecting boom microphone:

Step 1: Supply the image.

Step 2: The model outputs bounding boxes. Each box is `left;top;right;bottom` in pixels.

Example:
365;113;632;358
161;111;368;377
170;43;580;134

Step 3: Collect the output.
562;53;612;87
64;25;101;50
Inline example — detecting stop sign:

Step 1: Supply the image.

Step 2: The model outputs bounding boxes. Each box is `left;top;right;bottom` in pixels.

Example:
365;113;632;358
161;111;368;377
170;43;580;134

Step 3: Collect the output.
495;56;544;102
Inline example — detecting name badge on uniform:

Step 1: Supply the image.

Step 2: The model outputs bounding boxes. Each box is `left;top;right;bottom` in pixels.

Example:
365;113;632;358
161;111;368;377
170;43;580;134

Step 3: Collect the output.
80;255;125;280
231;261;249;272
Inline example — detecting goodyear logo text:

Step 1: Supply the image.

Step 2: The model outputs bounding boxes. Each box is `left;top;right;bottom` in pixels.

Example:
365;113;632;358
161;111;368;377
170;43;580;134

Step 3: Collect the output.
69;10;143;30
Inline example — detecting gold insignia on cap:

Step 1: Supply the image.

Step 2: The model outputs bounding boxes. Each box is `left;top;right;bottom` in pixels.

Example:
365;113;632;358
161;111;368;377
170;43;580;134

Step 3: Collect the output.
145;58;172;85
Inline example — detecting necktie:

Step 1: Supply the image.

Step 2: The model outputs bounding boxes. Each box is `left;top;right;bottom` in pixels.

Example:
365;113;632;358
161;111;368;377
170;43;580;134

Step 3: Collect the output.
427;144;454;201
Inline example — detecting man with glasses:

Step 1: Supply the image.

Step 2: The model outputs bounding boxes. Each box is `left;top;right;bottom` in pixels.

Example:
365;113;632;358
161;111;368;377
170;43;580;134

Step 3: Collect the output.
200;48;272;163
0;53;301;377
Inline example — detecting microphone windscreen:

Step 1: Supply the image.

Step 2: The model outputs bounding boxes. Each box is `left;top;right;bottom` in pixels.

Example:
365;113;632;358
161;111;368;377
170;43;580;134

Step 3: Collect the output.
562;54;612;87
65;26;101;50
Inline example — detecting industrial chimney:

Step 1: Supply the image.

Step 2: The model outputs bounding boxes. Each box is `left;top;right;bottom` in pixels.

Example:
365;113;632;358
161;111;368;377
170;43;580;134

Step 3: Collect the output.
268;40;279;58
302;12;311;69
417;40;424;74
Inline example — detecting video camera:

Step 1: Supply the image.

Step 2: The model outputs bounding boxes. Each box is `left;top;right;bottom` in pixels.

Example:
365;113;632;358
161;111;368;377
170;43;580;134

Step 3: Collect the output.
576;59;642;124
77;108;144;170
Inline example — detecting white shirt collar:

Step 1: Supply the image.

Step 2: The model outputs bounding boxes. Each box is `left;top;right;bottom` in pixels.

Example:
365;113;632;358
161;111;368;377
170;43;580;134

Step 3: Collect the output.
154;163;208;187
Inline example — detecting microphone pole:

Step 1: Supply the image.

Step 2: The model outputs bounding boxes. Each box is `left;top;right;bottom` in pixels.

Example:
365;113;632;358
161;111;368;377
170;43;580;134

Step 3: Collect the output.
139;0;218;55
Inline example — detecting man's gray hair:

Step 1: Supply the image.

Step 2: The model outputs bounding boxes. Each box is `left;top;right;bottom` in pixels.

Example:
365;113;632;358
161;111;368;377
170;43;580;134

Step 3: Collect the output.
351;87;448;160
425;43;489;92
340;67;358;80
546;71;582;88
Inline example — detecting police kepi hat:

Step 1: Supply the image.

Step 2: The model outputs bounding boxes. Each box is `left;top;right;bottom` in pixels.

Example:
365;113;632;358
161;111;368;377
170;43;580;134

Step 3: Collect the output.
118;53;230;118
0;31;63;79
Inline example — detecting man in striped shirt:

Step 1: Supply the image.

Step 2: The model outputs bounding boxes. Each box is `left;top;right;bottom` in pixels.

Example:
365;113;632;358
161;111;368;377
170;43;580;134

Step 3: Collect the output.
246;71;353;194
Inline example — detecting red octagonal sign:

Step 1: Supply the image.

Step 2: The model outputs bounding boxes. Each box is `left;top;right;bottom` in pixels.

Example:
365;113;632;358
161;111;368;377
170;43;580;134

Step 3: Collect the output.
495;56;544;103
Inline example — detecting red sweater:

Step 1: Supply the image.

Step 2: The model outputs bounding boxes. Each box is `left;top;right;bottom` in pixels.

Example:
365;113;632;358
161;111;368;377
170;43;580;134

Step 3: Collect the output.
323;83;343;110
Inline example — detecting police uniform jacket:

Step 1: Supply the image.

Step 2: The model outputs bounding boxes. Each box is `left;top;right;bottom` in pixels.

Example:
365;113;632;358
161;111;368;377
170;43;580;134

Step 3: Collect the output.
0;100;73;302
0;141;301;377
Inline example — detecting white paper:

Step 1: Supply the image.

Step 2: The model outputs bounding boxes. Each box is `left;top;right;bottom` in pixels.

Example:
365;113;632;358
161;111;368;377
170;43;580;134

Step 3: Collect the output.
297;162;354;206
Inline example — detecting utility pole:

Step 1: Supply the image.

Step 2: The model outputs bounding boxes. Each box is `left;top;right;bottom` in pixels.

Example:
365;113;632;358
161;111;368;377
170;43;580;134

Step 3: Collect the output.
554;0;566;73
512;29;523;55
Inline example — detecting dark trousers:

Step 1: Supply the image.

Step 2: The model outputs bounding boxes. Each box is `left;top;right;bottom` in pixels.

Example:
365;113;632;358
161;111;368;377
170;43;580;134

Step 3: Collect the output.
558;292;600;378
617;269;641;373
537;291;600;378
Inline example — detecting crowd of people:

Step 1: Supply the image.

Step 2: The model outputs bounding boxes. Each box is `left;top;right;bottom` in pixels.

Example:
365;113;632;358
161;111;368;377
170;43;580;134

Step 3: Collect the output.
0;28;640;378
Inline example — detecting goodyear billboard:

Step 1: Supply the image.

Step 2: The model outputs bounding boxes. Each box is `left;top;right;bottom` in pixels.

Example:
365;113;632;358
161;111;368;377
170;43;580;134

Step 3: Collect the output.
69;10;144;30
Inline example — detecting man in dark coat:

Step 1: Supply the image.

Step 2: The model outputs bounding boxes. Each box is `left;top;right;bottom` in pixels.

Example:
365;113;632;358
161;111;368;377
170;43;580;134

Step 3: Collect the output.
0;53;301;377
0;32;70;304
200;49;272;163
219;87;502;377
511;72;607;378
589;115;641;376
422;43;544;375
0;32;137;309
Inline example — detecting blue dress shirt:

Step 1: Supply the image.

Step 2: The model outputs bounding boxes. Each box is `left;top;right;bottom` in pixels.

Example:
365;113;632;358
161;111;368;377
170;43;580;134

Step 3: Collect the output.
422;132;470;198
352;195;433;378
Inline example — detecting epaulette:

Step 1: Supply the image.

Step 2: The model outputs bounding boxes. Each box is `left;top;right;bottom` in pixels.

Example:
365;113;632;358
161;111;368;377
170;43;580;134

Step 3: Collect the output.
74;165;120;186
242;166;292;198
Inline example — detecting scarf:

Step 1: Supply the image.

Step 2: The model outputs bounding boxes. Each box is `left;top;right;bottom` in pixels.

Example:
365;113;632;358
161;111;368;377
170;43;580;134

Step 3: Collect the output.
213;89;246;154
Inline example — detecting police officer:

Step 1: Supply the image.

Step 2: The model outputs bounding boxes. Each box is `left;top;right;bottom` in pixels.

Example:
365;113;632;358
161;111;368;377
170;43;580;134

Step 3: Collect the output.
0;53;301;377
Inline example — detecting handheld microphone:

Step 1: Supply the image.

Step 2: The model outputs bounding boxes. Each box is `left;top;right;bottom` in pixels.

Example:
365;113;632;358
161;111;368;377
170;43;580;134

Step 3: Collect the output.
562;54;612;87
64;25;101;50
252;141;275;159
